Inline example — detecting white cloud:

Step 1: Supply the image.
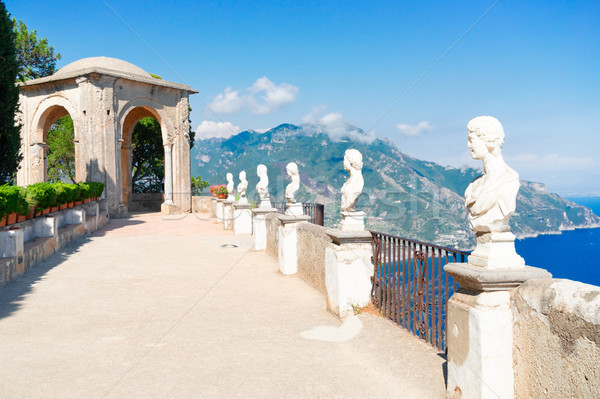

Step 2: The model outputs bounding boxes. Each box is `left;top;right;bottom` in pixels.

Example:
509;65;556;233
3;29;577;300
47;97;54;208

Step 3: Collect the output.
395;121;433;137
302;107;376;144
208;77;299;115
195;120;240;139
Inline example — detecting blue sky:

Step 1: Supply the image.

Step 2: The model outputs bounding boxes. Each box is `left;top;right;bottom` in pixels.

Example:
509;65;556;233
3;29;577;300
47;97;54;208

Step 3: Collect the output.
6;0;600;195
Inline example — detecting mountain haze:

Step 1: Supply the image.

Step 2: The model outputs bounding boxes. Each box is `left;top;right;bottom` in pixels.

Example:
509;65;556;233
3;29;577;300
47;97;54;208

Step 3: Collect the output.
191;124;600;250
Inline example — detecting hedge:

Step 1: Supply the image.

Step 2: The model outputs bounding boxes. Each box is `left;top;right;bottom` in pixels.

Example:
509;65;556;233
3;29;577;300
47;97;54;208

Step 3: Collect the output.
0;181;104;219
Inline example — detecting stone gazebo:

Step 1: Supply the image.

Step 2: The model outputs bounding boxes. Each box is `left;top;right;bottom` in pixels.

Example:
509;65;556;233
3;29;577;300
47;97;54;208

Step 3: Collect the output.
16;57;198;217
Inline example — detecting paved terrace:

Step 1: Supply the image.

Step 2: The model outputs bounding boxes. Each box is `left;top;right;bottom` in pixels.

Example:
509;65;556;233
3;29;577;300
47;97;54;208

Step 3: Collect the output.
0;212;445;398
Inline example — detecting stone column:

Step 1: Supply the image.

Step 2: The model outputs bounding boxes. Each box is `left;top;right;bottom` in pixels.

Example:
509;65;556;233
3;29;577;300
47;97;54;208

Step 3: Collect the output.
161;143;178;215
252;207;276;251
324;229;373;319
233;203;253;235
444;264;551;399
277;214;310;275
223;200;234;230
216;199;225;223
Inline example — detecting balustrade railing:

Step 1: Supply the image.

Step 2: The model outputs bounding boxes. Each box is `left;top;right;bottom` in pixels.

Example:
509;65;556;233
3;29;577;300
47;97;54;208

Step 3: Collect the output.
272;202;325;226
369;230;469;352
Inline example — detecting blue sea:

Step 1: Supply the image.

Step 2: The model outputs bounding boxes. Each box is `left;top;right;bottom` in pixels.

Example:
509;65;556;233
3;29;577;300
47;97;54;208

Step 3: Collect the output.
515;197;600;287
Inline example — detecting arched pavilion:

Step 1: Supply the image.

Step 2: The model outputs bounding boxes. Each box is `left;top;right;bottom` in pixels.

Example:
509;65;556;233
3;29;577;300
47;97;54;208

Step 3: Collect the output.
16;57;197;217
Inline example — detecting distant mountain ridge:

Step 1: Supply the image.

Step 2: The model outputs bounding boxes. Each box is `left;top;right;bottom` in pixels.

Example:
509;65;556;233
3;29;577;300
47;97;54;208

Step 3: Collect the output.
191;123;600;249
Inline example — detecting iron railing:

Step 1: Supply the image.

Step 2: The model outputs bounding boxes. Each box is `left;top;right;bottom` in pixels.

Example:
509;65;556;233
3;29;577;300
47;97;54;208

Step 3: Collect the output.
369;230;469;352
272;202;324;226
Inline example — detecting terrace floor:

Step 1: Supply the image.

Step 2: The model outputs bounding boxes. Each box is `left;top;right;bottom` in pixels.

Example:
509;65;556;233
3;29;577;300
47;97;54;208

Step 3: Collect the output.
0;212;446;398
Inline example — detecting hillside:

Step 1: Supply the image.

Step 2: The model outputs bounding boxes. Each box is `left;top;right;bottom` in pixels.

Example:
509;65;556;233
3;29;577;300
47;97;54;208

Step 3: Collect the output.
191;123;600;250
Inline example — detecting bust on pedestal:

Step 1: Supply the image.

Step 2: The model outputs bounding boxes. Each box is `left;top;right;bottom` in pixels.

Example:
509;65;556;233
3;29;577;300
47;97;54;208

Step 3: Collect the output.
223;173;235;230
445;116;551;399
324;149;373;319
233;171;252;235
253;164;277;250
339;149;365;232
284;162;303;216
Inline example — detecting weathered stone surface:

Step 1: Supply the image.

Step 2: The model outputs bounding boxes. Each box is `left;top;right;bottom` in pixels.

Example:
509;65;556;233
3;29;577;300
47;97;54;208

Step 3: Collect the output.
512;278;600;399
297;223;331;294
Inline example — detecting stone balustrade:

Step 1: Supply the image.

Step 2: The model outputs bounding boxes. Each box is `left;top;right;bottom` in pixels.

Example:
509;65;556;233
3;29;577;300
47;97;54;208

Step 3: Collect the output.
0;200;108;286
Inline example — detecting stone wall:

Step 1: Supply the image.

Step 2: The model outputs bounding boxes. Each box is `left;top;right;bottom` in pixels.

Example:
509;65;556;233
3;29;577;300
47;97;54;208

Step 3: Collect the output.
297;223;331;294
512;278;600;398
265;213;280;258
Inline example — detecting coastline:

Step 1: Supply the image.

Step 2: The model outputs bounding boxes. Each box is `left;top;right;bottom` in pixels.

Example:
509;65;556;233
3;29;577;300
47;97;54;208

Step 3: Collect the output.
515;223;600;241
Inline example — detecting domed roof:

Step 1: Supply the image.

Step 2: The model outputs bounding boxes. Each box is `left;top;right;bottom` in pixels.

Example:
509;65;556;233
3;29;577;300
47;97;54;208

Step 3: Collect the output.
54;57;151;78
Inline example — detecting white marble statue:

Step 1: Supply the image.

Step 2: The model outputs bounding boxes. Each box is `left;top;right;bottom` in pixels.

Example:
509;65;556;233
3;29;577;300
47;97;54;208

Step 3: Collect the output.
237;171;248;204
341;149;364;212
226;173;235;201
256;164;271;208
464;116;524;268
285;162;300;203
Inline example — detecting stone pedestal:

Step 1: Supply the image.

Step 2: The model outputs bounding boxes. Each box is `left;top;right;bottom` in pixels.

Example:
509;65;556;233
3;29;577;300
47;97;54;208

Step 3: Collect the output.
210;198;217;218
324;229;373;319
161;202;179;216
277;214;310;275
444;263;551;399
469;231;525;269
233;203;253;235
252;207;276;251
339;211;365;232
285;202;303;216
258;199;273;210
0;228;24;275
223;200;234;230
216;199;225;223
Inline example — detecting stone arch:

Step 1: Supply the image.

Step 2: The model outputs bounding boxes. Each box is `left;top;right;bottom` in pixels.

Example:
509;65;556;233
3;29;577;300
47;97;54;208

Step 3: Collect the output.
29;95;78;183
117;98;175;210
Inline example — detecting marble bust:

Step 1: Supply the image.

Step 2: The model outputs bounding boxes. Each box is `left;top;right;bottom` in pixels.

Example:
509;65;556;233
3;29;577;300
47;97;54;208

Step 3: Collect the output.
256;164;271;207
237;171;248;204
464;116;524;268
341;149;364;212
285;162;300;203
226;173;235;201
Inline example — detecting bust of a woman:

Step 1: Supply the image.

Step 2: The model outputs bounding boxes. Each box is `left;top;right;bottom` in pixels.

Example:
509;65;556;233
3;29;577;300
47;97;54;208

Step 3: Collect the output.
237;171;248;204
256;164;270;206
226;173;235;201
285;162;300;203
464;116;520;233
341;149;364;212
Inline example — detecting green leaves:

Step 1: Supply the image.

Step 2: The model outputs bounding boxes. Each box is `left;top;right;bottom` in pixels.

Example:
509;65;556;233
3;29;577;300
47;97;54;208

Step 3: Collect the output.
11;18;61;82
191;176;210;195
47;115;75;183
132;117;164;193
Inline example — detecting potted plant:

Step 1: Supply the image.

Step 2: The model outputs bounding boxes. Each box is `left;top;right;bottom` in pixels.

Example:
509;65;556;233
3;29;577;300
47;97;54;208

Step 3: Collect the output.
214;184;228;199
25;182;56;216
0;185;29;225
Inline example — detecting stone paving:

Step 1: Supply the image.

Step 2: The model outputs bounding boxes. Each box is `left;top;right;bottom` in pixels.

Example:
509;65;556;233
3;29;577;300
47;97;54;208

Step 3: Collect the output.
0;212;446;398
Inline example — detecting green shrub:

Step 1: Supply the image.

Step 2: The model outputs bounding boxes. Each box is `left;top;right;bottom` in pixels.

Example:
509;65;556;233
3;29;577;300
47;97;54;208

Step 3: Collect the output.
0;185;29;217
25;182;56;212
87;182;105;198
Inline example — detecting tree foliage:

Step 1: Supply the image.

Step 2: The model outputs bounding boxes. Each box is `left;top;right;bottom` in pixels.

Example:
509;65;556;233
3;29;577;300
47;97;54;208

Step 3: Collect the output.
188;105;196;149
0;1;22;184
12;18;61;81
132;117;164;193
46;115;75;183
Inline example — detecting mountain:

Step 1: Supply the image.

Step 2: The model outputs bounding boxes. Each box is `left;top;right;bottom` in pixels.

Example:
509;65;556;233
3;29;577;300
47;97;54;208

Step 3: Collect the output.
191;123;600;250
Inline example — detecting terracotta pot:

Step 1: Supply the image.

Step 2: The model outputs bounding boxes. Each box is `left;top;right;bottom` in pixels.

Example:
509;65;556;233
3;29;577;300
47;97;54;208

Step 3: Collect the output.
27;208;35;220
17;214;26;223
217;194;227;199
84;198;90;204
42;208;50;215
7;213;17;225
35;210;41;217
50;206;59;213
68;202;74;208
75;201;82;206
0;216;6;227
59;203;68;210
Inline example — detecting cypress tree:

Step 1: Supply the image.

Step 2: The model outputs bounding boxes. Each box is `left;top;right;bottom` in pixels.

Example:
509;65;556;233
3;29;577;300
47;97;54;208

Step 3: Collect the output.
0;0;22;184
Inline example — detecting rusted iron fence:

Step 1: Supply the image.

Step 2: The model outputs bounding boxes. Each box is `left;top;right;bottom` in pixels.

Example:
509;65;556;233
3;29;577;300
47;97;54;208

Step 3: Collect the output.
369;231;469;352
272;202;324;226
